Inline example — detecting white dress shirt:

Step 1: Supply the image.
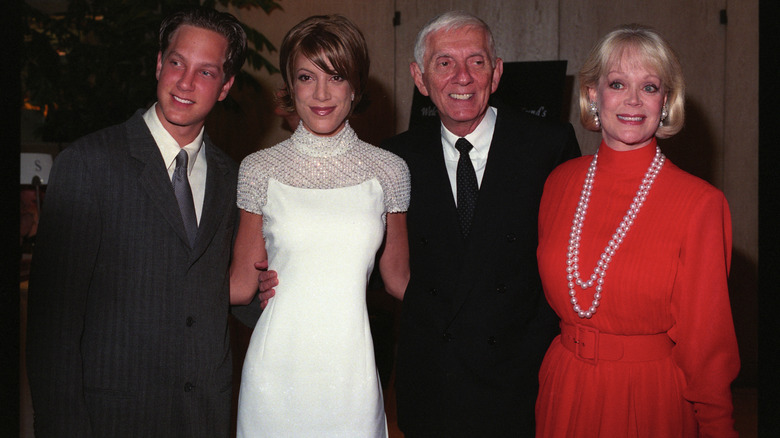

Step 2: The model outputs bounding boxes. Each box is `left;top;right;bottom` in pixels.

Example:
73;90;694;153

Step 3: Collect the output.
441;106;497;206
143;104;207;224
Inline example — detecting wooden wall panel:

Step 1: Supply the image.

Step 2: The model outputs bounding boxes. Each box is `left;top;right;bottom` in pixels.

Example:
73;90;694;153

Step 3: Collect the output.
560;0;728;164
723;0;759;387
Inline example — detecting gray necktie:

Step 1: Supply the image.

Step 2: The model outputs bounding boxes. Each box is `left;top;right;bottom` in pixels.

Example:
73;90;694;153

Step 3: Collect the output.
172;149;198;246
455;138;478;237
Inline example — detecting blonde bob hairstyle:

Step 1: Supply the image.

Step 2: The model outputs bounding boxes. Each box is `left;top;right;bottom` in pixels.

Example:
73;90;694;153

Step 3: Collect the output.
277;15;369;115
578;24;685;138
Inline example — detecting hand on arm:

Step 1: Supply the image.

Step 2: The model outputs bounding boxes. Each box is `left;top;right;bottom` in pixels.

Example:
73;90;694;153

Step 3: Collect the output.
254;259;278;309
379;212;410;300
230;210;268;305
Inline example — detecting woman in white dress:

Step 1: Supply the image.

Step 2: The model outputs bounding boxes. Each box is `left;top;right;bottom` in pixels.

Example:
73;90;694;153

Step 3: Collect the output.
229;15;410;437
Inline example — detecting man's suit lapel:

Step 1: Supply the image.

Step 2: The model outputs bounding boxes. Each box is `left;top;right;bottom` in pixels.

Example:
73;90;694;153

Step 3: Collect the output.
127;112;194;249
419;126;464;247
468;110;514;247
191;136;233;259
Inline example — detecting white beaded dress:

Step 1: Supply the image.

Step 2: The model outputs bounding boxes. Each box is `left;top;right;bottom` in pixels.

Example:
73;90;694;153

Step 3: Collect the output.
235;122;410;437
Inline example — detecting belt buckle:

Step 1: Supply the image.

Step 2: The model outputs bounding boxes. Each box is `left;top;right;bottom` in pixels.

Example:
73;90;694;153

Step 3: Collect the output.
574;324;599;365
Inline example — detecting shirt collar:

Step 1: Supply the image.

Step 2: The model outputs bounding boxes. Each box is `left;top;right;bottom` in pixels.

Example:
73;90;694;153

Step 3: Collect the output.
441;106;497;155
143;103;205;174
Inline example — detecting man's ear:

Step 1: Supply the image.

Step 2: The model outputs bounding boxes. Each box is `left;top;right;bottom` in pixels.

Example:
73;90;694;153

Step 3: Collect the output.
218;76;235;102
410;62;429;97
490;58;504;94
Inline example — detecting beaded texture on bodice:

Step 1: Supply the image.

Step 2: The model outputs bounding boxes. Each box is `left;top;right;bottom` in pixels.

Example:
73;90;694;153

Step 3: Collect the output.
238;122;410;218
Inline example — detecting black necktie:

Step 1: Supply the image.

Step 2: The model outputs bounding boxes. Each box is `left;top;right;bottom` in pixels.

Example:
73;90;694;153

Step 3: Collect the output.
172;149;198;246
455;138;478;237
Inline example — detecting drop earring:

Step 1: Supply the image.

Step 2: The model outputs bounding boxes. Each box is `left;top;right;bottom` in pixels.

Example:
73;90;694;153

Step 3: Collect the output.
589;102;600;128
659;105;668;127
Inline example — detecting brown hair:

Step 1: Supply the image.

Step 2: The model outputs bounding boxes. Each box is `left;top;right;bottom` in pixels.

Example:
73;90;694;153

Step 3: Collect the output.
578;23;685;138
278;15;370;114
159;7;247;82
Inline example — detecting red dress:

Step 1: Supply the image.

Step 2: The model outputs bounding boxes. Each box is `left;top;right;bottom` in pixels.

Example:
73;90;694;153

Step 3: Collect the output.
536;139;740;437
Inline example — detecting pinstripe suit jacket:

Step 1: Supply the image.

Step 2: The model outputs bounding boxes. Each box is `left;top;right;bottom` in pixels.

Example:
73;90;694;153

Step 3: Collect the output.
383;106;581;437
27;110;247;437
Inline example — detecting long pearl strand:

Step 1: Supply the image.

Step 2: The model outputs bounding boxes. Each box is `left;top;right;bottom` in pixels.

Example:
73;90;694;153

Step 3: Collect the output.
566;146;665;319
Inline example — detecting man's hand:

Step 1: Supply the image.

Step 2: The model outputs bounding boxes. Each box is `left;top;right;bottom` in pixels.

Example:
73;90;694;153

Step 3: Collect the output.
254;260;279;309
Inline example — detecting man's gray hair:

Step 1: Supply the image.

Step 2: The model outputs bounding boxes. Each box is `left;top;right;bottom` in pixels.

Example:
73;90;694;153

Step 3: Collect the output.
413;11;497;72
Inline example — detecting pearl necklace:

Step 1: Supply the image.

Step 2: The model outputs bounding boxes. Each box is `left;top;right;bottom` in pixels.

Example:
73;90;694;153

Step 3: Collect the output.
566;146;665;319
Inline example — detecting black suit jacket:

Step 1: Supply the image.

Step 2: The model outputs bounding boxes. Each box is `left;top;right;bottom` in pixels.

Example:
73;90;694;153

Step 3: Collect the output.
26;110;257;437
383;106;580;437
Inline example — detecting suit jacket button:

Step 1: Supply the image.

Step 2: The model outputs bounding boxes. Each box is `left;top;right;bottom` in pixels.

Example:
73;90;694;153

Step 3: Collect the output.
184;382;195;392
186;317;195;327
429;288;438;296
442;332;453;342
495;284;507;294
420;237;429;245
487;336;497;345
506;233;517;242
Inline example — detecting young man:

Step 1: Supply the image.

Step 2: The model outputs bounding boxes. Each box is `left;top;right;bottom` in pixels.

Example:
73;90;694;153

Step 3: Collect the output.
26;8;255;437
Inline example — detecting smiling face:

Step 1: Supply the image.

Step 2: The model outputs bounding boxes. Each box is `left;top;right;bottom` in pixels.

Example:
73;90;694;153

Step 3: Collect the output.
589;49;667;151
155;25;234;145
411;25;503;137
292;54;353;137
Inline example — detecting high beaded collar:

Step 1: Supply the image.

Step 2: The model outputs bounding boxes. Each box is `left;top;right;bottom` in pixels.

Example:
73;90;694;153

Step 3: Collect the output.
290;121;357;158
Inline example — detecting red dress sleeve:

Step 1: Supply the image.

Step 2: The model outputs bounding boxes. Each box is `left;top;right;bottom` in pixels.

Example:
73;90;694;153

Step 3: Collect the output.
668;187;740;437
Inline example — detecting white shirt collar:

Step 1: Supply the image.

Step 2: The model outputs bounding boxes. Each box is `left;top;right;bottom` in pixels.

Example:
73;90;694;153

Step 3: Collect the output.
142;103;205;175
441;106;497;155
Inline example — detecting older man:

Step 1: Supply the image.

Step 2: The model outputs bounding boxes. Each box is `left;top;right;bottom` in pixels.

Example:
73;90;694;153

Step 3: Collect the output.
382;11;580;436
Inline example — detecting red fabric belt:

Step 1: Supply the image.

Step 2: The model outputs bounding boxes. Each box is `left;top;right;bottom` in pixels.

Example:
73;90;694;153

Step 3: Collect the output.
559;321;674;365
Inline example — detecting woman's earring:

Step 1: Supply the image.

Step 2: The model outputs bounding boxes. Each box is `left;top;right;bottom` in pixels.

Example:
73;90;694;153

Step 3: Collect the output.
351;93;355;102
659;105;668;127
589;101;600;128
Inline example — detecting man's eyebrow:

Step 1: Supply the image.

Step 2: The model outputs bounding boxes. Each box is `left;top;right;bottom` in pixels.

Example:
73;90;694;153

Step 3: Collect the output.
166;51;223;71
